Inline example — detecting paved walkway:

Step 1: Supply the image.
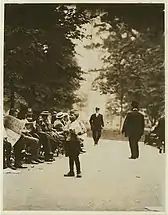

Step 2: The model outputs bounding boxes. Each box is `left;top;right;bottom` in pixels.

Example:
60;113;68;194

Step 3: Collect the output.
3;138;165;211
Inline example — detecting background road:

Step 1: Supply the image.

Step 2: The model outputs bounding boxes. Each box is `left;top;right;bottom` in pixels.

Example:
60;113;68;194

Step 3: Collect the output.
3;137;165;211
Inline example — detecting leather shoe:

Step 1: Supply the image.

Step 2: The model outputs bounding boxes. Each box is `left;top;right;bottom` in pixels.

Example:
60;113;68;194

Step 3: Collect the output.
3;165;7;169
31;160;39;164
8;164;17;170
45;158;54;162
35;159;44;163
76;173;82;178
64;172;75;177
80;149;86;153
15;165;28;169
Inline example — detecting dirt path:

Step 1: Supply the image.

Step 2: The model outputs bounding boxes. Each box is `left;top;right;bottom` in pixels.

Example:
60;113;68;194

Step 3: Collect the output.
3;138;165;211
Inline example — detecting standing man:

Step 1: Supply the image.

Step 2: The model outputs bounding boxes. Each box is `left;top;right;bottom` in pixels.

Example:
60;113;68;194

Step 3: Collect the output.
122;101;145;159
89;107;104;145
64;113;82;178
74;112;87;153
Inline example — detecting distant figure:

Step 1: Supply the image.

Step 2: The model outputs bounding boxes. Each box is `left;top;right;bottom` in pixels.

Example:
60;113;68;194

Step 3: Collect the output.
122;101;145;159
89;107;104;145
154;116;165;153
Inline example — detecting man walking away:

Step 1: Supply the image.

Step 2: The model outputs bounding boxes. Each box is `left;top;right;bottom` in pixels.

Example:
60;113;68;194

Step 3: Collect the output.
89;107;104;145
122;101;144;159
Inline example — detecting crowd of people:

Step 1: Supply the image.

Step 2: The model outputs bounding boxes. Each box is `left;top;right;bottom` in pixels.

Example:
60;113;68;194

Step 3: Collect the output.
3;108;87;178
3;102;165;178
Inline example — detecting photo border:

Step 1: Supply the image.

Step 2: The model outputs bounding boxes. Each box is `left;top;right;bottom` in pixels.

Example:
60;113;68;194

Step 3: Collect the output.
0;1;167;215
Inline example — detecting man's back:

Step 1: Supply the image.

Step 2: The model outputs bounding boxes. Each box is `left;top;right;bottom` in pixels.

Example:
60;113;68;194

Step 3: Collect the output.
122;110;144;137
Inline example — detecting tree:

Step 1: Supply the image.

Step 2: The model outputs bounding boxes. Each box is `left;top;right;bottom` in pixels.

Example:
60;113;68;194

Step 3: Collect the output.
86;16;164;128
4;4;90;111
93;21;138;130
79;3;164;34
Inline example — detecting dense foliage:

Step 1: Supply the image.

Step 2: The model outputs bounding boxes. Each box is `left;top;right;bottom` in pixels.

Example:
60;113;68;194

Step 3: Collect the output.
79;3;164;34
4;4;89;111
4;4;164;121
86;4;164;126
101;23;164;123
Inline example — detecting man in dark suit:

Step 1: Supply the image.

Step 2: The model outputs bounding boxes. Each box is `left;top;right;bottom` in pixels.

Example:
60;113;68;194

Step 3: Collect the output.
154;116;165;153
122;101;145;159
89;107;104;145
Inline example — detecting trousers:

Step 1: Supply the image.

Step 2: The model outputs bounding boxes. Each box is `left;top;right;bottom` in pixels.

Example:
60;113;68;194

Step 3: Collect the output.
23;135;40;160
92;128;101;144
69;155;81;174
128;135;141;158
3;140;12;167
14;135;39;165
13;137;26;166
38;132;52;158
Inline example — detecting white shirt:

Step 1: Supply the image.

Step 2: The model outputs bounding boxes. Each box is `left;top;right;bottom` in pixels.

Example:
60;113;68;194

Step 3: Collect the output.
69;120;81;135
96;113;99;117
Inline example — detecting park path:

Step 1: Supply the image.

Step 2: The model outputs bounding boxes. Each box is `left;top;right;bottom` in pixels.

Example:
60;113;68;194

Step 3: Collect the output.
3;137;165;211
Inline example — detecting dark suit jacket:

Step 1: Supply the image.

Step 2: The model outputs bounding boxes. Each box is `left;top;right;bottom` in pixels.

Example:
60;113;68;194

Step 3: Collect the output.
122;110;145;138
154;117;165;140
89;113;104;130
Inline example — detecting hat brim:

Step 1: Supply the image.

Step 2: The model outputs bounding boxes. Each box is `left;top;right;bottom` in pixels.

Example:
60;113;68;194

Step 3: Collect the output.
56;116;64;118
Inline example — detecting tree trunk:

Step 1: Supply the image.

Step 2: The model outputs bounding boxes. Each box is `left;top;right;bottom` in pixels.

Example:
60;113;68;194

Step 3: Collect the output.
10;81;15;109
119;92;124;133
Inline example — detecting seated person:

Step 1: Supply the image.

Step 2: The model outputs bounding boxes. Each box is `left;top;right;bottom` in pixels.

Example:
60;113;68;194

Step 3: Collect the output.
3;126;16;170
4;108;28;169
144;124;158;145
35;111;55;161
53;112;65;132
154;116;165;153
53;112;68;155
12;108;42;165
63;113;70;126
51;111;57;125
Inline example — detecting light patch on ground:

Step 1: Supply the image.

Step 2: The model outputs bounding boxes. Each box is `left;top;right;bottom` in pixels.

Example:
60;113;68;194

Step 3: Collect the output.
3;138;165;211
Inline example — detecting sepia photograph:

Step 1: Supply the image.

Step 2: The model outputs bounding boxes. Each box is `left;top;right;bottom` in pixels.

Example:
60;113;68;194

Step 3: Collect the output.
2;2;166;213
